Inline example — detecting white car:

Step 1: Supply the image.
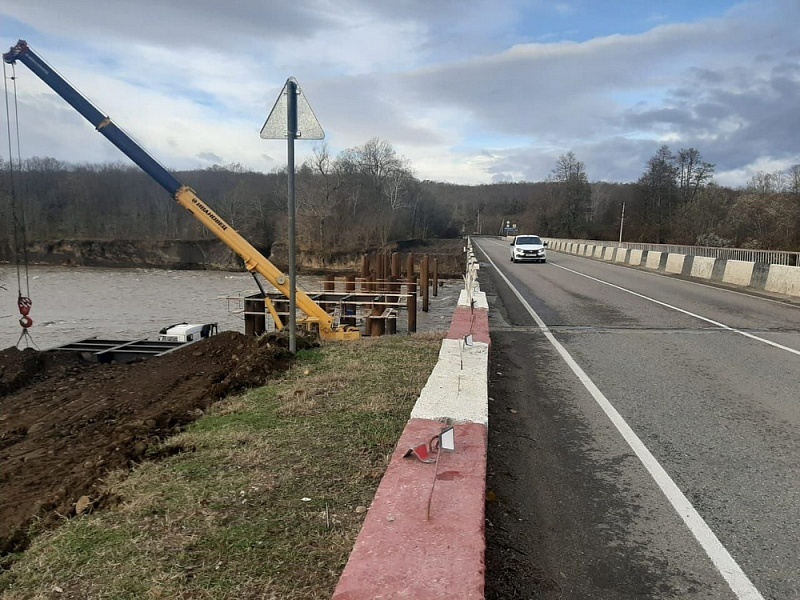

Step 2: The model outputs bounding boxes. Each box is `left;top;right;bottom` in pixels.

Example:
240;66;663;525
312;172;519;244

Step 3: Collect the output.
510;235;547;263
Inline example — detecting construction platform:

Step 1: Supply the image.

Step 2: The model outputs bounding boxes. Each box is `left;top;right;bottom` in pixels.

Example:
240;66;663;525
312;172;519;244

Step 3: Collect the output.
49;338;189;364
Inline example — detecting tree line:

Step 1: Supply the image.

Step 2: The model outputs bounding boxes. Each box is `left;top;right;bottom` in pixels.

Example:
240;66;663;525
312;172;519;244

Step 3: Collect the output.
2;141;799;256
431;146;800;250
0;139;455;257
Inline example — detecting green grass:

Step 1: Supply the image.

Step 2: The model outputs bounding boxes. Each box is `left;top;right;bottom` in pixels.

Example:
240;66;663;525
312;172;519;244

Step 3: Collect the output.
0;333;444;600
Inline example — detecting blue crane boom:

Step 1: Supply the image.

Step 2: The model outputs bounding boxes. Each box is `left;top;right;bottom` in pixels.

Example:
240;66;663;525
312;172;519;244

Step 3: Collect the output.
3;41;182;196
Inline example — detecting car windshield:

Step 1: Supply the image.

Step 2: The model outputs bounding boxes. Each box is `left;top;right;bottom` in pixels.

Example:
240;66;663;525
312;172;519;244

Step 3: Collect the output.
516;236;541;245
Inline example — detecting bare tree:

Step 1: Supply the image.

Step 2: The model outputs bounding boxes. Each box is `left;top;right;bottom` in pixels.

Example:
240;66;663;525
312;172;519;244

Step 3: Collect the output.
788;165;800;197
676;148;715;204
547;151;591;237
335;138;414;245
637;145;678;242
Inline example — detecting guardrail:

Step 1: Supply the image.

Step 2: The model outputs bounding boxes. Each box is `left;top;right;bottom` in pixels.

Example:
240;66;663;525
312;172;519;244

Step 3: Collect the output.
543;239;800;266
545;239;800;299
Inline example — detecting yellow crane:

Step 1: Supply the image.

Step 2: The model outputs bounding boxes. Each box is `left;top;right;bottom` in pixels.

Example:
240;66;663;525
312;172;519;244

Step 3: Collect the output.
3;39;359;341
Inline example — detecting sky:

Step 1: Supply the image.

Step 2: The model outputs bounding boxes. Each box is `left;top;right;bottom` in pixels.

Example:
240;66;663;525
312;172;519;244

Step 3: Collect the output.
1;0;799;187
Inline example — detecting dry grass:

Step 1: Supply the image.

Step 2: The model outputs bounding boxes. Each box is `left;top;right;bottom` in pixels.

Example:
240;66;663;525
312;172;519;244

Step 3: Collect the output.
0;333;444;600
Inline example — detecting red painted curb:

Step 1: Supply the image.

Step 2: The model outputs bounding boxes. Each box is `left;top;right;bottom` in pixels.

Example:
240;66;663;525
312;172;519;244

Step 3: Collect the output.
447;306;490;346
332;419;487;599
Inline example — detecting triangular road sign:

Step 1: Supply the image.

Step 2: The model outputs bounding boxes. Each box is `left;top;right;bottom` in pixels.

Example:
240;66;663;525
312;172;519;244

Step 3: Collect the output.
260;77;324;140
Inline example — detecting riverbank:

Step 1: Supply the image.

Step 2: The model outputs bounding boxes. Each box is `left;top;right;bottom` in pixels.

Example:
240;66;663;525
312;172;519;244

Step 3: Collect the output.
0;238;466;277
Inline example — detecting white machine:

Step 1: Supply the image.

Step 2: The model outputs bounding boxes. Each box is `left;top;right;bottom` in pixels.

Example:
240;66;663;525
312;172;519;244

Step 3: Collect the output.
157;322;218;343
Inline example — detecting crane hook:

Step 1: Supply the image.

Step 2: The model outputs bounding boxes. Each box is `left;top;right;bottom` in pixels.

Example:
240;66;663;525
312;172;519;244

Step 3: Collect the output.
18;295;33;316
18;295;33;328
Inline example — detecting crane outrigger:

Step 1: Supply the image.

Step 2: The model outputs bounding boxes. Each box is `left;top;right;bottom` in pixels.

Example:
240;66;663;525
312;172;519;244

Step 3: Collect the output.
3;39;359;341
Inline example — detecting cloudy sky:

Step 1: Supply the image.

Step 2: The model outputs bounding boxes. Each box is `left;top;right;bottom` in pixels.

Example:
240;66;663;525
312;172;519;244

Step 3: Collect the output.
2;0;799;187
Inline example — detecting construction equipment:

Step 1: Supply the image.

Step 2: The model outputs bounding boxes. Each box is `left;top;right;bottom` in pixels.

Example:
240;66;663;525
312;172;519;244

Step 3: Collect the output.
3;39;360;341
158;322;219;343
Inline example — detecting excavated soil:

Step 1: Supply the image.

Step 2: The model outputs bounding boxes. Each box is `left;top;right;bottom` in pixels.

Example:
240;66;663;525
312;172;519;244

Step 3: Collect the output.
0;331;313;558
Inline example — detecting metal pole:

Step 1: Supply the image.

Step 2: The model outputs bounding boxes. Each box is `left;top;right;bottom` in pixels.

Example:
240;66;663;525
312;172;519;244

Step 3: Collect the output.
618;201;625;244
287;79;298;354
421;254;430;312
405;253;416;333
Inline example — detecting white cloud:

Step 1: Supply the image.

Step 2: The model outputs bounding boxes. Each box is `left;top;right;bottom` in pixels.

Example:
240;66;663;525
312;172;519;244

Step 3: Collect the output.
2;0;799;186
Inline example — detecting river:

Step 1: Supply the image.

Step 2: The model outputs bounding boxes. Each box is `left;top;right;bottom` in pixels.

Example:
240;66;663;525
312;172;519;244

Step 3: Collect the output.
1;266;461;350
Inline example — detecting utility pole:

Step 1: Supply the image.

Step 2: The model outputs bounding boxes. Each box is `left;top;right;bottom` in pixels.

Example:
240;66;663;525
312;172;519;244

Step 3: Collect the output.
619;201;626;243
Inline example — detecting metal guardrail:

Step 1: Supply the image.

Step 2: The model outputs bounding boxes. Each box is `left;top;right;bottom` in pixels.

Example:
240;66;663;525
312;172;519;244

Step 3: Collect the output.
545;239;800;266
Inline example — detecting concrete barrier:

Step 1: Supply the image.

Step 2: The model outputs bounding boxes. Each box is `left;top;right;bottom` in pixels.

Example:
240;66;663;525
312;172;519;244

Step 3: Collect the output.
764;264;800;296
690;256;717;279
628;249;644;266
548;241;800;299
665;253;687;274
645;251;664;270
722;260;755;287
333;239;488;600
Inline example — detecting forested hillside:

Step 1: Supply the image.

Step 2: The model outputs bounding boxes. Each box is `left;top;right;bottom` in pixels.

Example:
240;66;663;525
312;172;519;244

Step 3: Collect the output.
2;141;799;255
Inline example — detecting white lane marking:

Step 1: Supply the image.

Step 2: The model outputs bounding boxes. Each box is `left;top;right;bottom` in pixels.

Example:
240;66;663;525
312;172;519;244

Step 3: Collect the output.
551;263;800;357
480;246;766;600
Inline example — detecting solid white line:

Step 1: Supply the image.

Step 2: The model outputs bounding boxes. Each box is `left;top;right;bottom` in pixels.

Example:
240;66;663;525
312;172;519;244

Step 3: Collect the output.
480;246;766;600
552;263;800;357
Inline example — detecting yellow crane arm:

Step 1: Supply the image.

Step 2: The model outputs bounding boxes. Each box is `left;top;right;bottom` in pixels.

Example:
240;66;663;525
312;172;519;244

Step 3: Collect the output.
175;187;358;341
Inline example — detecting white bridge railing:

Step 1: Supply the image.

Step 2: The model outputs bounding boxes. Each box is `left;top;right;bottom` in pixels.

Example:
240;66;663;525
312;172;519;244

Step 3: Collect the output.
545;239;800;266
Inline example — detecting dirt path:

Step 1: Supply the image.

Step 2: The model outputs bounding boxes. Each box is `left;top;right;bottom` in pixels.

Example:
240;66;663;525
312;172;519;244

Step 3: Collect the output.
0;331;302;557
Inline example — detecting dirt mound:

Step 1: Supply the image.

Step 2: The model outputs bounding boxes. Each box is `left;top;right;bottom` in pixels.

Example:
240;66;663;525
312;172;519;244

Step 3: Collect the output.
0;330;313;558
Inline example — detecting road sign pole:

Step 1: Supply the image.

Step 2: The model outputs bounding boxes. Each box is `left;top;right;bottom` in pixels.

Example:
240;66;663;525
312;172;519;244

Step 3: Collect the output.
287;79;298;354
260;77;324;353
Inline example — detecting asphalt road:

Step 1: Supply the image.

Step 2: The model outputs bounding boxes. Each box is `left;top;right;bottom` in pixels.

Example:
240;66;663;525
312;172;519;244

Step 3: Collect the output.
475;237;800;600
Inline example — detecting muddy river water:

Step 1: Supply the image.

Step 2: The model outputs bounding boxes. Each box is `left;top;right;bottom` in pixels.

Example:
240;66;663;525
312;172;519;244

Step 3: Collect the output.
1;266;461;350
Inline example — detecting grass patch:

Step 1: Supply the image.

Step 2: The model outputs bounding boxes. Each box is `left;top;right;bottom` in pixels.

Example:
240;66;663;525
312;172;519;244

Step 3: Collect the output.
0;333;443;600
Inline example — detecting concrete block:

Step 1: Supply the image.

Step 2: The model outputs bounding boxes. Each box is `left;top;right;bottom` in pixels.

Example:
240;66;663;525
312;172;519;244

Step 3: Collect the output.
764;264;800;297
603;246;615;260
690;256;717;279
645;251;663;270
722;260;755;287
665;254;686;274
457;290;488;310
628;249;644;265
615;248;629;263
411;338;488;424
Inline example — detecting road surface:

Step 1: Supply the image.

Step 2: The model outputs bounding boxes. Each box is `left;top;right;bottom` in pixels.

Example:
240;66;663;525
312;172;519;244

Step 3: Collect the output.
476;237;799;600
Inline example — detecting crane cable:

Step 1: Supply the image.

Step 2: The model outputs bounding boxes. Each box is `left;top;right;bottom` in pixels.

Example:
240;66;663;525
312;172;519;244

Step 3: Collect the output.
3;60;37;349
